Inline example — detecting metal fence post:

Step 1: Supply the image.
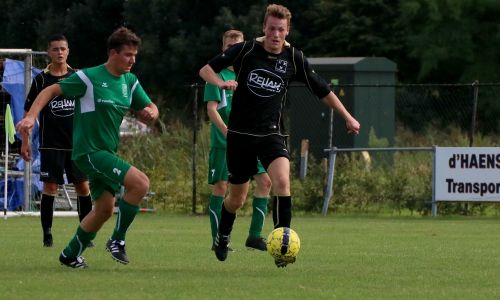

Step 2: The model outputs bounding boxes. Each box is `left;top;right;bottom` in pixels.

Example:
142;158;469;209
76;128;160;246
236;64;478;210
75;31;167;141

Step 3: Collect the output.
431;146;437;217
23;53;32;211
469;80;479;147
322;147;337;216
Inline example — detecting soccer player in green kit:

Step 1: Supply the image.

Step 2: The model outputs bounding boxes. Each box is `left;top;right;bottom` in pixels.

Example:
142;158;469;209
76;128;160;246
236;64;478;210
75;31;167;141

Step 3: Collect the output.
16;27;159;268
204;30;271;251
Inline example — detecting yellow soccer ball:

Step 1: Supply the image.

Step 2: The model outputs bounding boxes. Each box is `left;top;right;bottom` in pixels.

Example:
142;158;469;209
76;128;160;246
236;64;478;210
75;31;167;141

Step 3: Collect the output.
266;227;300;261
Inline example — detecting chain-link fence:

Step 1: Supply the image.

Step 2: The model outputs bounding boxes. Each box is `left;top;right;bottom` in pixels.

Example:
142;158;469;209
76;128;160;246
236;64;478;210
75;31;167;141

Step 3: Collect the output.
189;82;499;215
193;82;498;158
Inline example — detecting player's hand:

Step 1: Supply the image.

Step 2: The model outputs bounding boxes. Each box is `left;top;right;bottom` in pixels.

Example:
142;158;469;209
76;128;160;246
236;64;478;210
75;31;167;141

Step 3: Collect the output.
20;141;31;161
220;80;238;91
15;116;35;137
137;106;158;123
346;117;360;135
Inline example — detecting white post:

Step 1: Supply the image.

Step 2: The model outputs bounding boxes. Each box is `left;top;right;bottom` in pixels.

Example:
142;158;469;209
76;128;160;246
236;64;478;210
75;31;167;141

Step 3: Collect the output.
23;53;33;211
4;131;8;219
431;146;437;217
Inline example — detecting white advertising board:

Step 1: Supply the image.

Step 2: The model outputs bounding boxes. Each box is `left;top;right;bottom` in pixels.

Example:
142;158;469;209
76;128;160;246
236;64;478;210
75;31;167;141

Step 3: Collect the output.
434;147;500;201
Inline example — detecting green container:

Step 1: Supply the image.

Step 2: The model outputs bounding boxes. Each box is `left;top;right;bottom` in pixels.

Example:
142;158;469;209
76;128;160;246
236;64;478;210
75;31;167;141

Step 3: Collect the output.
288;57;397;159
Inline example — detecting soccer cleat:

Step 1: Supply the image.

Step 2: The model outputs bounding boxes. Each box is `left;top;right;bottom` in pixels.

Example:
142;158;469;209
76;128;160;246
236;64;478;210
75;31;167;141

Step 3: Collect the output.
59;253;88;269
274;256;296;268
105;239;129;264
245;236;267;251
43;234;53;247
211;244;235;252
213;233;230;261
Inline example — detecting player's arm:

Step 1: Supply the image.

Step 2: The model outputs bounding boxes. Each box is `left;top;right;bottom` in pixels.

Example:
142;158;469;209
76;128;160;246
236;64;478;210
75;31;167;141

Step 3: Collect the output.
322;92;360;135
136;102;159;124
16;84;62;136
20;111;32;161
20;77;42;161
199;64;238;91
206;101;228;137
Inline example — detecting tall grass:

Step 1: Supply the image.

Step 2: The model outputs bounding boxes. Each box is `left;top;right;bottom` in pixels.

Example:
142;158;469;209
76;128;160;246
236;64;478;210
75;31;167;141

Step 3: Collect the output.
119;122;499;215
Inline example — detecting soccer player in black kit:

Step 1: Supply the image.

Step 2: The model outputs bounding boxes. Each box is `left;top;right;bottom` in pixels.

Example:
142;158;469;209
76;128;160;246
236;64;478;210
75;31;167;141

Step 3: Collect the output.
199;4;361;267
21;35;92;247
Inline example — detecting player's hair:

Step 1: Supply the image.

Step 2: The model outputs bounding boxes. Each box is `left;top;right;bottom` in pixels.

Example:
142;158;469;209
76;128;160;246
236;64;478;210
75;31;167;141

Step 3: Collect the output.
263;4;292;27
47;34;68;48
222;30;244;45
107;27;141;53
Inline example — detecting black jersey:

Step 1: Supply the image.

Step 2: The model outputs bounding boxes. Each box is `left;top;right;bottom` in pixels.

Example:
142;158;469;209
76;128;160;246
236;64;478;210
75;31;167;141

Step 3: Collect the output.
24;66;76;150
208;37;331;136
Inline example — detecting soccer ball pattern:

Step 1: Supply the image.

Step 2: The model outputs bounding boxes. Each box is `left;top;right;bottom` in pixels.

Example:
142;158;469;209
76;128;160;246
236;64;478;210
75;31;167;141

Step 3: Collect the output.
266;227;300;261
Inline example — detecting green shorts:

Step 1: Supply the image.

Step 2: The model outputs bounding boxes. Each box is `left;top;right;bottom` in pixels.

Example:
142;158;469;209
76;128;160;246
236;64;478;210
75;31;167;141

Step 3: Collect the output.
73;151;132;200
208;147;266;184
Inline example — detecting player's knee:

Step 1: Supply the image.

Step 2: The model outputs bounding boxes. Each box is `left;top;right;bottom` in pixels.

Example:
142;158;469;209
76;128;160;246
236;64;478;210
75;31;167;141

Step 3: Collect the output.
213;182;228;195
43;183;58;195
74;181;90;195
273;175;289;190
125;170;149;197
227;194;246;210
256;175;272;194
95;206;114;220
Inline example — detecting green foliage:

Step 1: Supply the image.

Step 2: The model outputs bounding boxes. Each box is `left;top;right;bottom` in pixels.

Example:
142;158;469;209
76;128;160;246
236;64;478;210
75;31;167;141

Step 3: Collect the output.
119;121;498;215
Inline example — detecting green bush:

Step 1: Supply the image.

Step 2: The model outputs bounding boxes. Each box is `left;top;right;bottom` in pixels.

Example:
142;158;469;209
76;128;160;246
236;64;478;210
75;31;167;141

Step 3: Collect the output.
119;121;499;216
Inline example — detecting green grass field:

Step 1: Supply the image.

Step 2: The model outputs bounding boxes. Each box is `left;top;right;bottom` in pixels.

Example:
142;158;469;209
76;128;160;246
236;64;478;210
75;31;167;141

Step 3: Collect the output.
2;214;500;299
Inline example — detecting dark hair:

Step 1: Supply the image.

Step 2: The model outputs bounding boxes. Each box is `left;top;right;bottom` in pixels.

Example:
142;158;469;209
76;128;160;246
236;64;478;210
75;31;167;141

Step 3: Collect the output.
107;27;141;53
47;34;68;48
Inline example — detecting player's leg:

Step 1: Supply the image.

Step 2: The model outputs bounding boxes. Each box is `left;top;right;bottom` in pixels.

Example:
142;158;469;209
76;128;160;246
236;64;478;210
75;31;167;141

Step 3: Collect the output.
265;155;295;268
110;166;148;241
207;147;228;246
39;149;65;247
267;157;292;228
40;182;58;247
59;190;114;268
245;163;271;251
213;132;254;261
106;162;148;265
59;151;133;267
214;181;250;261
257;135;292;230
66;154;92;223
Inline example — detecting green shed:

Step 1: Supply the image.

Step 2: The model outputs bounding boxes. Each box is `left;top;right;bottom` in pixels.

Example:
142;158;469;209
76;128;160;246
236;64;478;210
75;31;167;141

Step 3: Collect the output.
288;57;397;159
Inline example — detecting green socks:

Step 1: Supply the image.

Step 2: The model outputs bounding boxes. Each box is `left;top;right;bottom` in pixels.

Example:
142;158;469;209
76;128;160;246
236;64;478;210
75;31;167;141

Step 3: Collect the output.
111;200;140;241
62;226;96;258
208;195;224;243
249;197;268;238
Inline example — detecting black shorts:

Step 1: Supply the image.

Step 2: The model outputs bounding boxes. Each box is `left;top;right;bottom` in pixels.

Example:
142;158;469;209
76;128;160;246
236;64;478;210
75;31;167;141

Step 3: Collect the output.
226;132;290;184
39;149;88;184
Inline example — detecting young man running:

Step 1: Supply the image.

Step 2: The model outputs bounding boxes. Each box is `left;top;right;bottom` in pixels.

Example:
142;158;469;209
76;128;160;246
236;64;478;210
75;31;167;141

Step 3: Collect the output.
204;29;271;251
17;27;159;268
199;4;360;267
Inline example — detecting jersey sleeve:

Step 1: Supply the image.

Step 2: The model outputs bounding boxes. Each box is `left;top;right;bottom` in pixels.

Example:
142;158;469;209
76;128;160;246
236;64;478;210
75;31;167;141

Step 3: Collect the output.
130;79;152;111
293;49;331;99
203;78;222;103
208;42;246;73
24;75;41;112
59;71;87;98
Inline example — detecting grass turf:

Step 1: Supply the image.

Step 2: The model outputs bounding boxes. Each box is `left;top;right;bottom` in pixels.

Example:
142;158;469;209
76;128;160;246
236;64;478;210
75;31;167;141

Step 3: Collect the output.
1;214;500;299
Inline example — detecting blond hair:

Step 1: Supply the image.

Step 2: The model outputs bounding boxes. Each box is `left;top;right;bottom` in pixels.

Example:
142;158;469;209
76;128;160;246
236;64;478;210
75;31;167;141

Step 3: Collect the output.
222;30;244;45
263;4;292;27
